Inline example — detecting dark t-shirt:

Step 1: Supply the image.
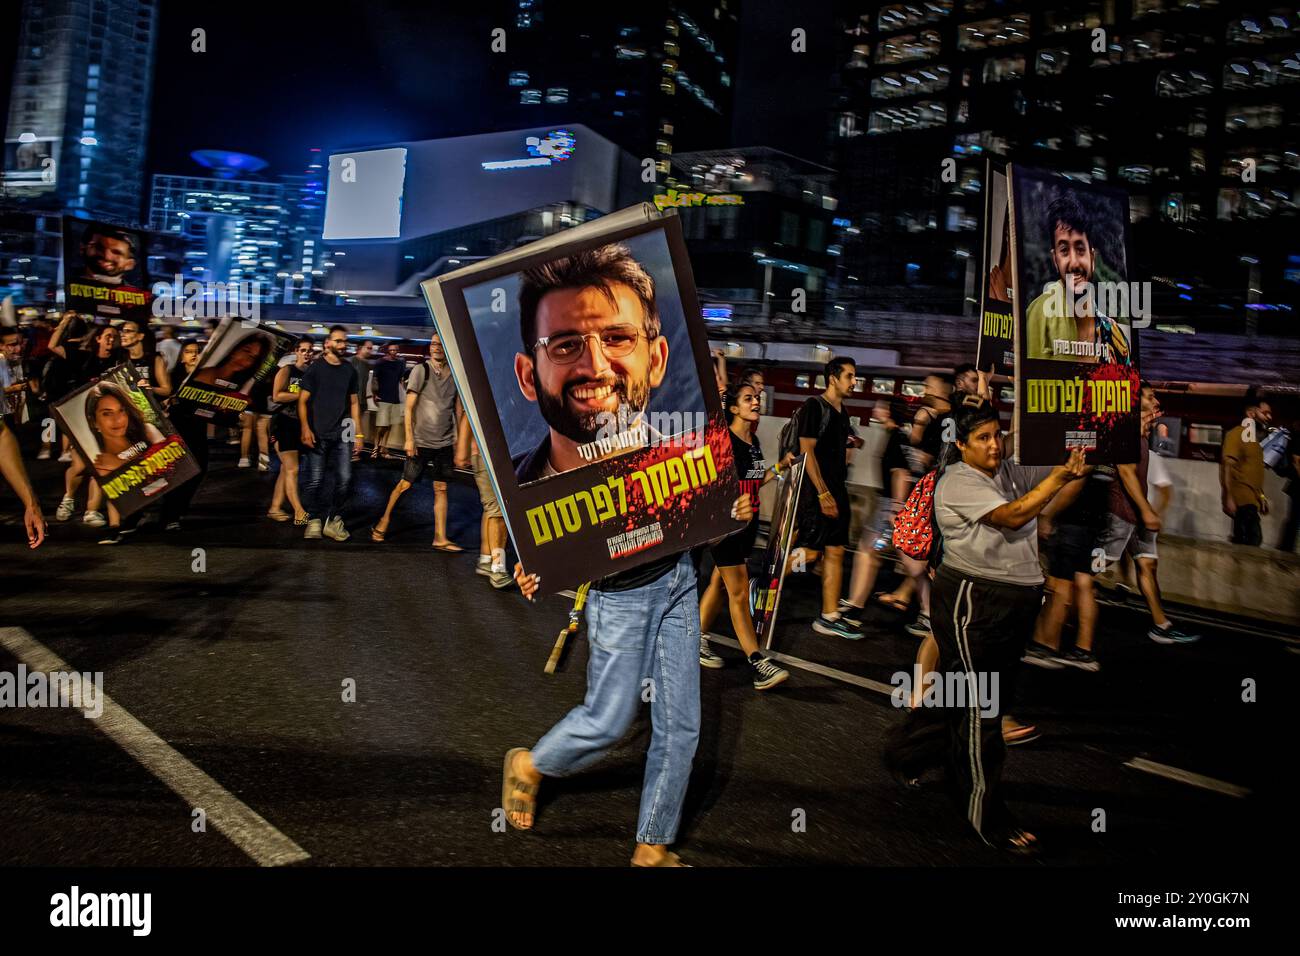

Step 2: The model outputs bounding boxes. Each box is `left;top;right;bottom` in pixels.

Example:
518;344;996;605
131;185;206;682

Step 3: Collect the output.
881;427;909;483
69;350;121;388
731;427;766;528
1057;468;1115;531
798;397;853;494
373;358;406;405
276;364;305;419
300;359;358;440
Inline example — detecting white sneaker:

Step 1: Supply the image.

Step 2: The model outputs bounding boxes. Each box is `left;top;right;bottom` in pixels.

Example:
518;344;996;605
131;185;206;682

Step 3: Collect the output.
257;454;270;472
58;451;72;463
323;517;350;542
304;519;323;539
83;510;106;528
237;457;251;468
56;497;76;521
476;558;492;577
37;447;51;460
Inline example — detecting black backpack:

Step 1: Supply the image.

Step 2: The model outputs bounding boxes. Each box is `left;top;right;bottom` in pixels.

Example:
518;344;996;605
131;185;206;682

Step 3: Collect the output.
779;397;831;460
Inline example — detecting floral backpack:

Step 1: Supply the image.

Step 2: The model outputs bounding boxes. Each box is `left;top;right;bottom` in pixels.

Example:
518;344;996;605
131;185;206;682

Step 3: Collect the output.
892;469;938;560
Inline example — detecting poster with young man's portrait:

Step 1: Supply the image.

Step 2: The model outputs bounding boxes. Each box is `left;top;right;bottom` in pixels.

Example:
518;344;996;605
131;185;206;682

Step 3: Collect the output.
173;317;294;425
62;218;154;323
1009;164;1141;465
52;362;199;518
977;159;1015;379
423;207;742;593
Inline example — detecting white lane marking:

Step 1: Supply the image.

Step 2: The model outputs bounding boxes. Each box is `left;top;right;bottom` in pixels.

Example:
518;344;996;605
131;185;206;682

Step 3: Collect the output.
0;627;310;866
702;633;896;695
1123;757;1251;798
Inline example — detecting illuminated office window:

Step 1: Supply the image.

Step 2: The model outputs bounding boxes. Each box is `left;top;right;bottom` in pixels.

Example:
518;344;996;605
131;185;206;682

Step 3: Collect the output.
1037;48;1069;75
957;15;1030;50
1157;69;1213;96
871;64;949;98
875;30;941;64
877;2;953;32
983;54;1025;83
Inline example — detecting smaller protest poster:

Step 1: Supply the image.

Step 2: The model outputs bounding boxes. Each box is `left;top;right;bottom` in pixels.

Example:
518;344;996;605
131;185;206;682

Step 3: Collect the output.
52;362;199;518
62;218;154;322
977;159;1015;379
173;317;294;426
752;455;806;650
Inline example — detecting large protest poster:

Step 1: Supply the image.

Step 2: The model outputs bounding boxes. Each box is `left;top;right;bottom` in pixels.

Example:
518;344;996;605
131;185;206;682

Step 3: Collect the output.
62;218;154;322
423;203;742;595
1008;164;1141;465
52;362;199;518
977;159;1015;379
173;317;294;426
752;455;806;651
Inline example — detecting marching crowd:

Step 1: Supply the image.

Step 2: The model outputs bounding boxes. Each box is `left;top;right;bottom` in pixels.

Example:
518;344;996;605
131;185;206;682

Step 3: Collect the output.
1;308;1296;866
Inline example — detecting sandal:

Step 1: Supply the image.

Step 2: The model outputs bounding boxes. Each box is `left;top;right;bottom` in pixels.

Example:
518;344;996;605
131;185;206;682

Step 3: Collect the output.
995;828;1041;857
267;510;291;522
872;591;910;612
1002;721;1041;746
293;512;309;526
631;850;691;867
501;748;538;831
431;540;464;552
370;525;386;542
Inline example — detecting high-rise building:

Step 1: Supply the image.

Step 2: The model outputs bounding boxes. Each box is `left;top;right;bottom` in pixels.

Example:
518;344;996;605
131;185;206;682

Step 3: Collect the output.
490;2;740;171
149;150;328;304
2;0;159;225
829;1;1300;332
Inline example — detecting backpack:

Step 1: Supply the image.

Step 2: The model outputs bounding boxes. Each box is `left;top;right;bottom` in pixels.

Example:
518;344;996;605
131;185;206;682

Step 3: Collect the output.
779;397;831;461
893;469;938;560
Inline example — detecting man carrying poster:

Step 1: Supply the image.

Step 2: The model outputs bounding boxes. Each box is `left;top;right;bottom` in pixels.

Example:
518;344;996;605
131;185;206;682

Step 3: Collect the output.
63;220;154;323
52;363;199;528
423;205;751;866
1009;165;1141;465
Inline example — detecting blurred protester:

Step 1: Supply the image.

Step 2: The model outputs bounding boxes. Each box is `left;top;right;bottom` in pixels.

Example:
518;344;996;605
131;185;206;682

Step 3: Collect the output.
698;381;792;690
0;418;45;548
299;325;361;542
370;335;468;549
886;401;1088;855
1;326;35;434
371;342;407;459
238;377;273;471
155;324;181;371
350;340;376;460
471;434;511;589
267;337;313;524
1105;384;1199;644
1279;418;1300;553
1220;397;1273;546
118;318;172;397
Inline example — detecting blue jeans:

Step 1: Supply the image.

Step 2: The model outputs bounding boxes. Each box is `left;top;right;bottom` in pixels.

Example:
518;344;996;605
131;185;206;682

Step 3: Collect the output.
300;436;352;522
530;553;701;846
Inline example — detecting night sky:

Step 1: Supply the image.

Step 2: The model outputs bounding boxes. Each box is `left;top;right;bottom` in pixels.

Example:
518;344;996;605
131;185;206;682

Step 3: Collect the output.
0;2;832;185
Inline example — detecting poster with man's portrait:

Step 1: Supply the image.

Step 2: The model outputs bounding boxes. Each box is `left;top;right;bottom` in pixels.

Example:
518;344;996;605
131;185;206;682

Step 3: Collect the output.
62;218;154;322
423;205;742;593
1009;164;1141;464
52;362;199;518
173;317;294;425
977;159;1015;379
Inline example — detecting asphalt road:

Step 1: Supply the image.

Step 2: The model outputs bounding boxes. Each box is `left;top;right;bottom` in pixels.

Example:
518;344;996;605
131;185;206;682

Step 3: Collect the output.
0;441;1291;866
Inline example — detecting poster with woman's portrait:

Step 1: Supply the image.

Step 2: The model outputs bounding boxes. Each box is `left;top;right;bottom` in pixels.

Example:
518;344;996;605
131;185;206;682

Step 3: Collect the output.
173;317;294;425
52;363;199;518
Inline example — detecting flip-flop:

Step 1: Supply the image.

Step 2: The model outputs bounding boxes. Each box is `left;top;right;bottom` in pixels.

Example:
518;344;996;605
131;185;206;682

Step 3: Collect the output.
431;541;464;552
1003;722;1041;746
872;591;910;612
370;526;386;542
266;510;291;522
293;512;309;526
501;748;538;831
631;851;691;867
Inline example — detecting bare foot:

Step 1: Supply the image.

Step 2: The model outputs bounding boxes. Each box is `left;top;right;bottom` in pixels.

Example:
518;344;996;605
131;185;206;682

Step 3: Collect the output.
631;844;688;866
